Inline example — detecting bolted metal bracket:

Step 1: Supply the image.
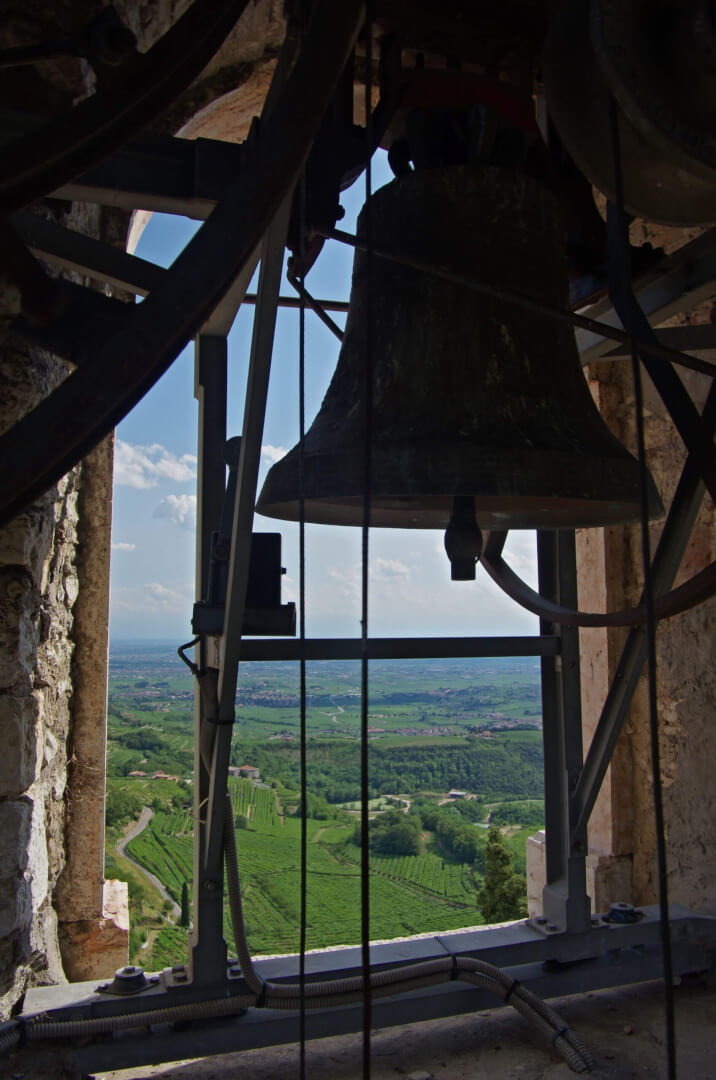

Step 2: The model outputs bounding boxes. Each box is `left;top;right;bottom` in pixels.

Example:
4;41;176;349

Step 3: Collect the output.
97;965;154;996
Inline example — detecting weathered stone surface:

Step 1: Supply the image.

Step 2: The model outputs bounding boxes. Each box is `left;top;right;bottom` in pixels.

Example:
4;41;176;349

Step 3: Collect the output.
577;317;716;916
59;880;129;982
586;853;633;915
57;435;114;929
0;0;287;1017
0;801;32;876
0;695;43;798
0;877;31;940
29;901;66;989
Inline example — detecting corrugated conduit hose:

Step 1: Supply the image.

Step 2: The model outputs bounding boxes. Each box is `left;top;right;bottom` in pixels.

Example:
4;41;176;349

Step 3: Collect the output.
223;796;594;1072
0;800;593;1074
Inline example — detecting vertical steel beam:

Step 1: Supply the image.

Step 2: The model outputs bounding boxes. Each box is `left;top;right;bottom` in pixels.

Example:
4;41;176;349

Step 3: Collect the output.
538;530;591;932
190;333;228;983
200;203;292;884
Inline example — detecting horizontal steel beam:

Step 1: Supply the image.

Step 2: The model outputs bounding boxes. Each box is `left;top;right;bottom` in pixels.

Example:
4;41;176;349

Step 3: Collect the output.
12;213;348;330
18;907;715;1074
600;322;716;358
576;228;716;365
233;635;561;661
13;210;164;295
52;132;244;218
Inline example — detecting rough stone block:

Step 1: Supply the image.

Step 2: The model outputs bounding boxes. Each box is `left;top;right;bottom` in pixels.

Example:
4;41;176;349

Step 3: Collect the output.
0;800;32;875
0;876;31;938
0;695;42;797
27;791;49;913
0;511;54;582
29;902;66;989
0;573;37;693
59;879;129;982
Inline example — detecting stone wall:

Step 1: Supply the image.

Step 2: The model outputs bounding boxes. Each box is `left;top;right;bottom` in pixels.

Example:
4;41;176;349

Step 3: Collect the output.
0;337;80;1015
578;285;716;915
0;0;284;1017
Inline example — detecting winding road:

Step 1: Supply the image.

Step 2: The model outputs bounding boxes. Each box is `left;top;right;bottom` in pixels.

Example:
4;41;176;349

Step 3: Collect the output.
116;806;181;919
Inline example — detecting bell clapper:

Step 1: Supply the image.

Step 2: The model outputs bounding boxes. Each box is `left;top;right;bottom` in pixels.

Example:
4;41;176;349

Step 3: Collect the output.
444;496;483;581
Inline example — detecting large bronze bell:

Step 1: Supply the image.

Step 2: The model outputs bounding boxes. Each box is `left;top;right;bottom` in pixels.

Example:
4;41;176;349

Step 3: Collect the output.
257;165;662;533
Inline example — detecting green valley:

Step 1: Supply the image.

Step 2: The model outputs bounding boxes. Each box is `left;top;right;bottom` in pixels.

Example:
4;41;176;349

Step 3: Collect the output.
106;642;545;968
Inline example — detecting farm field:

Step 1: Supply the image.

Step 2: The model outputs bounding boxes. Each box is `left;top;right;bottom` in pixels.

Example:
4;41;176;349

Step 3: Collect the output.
125;779;497;955
108;643;542;754
107;641;545;963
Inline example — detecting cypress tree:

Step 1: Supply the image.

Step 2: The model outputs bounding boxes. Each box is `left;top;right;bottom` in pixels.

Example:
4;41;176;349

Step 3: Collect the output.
477;826;527;923
180;881;190;927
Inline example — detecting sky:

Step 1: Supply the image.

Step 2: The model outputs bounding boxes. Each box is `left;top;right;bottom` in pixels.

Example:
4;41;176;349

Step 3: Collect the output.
109;152;539;642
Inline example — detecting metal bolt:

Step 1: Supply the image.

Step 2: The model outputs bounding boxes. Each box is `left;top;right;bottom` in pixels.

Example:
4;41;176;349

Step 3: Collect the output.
174;971;188;983
151;976;160;984
546;923;559;932
97;983;108;991
229;963;241;976
172;964;185;974
203;879;218;892
536;916;547;925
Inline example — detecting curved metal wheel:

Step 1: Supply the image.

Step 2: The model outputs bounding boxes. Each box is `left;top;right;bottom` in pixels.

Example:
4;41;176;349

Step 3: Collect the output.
0;0;713;630
0;0;254;215
0;0;365;527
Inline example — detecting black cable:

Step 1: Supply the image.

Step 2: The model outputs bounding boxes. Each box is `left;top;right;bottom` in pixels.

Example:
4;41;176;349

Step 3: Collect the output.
361;9;374;1080
608;92;677;1080
177;636;201;675
298;167;308;1080
287;267;345;342
320;227;716;380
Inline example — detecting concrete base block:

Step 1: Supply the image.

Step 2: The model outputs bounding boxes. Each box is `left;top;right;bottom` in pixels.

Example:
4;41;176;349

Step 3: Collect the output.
526;830;546;918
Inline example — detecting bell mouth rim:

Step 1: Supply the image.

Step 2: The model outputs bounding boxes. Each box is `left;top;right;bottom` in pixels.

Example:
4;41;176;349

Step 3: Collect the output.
256;492;662;531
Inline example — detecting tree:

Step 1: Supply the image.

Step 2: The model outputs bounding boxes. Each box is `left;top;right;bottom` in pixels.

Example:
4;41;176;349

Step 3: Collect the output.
477;826;528;923
234;812;249;830
180;881;190;927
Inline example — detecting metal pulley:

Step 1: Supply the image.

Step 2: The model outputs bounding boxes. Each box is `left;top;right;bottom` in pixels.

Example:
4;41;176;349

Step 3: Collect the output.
257;164;662;541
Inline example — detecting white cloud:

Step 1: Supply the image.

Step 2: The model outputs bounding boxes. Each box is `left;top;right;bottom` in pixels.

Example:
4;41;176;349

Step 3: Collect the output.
115;440;197;489
324;557;411;602
298;527;539;637
261;444;287;465
153;493;197;528
111;581;193;615
372;557;410;583
111;541;136;552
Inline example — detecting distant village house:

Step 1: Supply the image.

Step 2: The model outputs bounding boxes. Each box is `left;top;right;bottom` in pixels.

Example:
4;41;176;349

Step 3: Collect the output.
229;764;260;780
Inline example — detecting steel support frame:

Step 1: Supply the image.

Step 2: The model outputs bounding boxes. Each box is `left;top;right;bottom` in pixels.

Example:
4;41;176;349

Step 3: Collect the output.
9;290;716;1074
31;204;710;1074
537;530;591;933
17;906;716;1074
575;227;716;365
9;58;716;1072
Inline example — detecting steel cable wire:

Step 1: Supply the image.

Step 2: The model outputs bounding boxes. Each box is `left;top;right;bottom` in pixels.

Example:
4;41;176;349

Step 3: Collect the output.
607;92;677;1080
360;9;375;1079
